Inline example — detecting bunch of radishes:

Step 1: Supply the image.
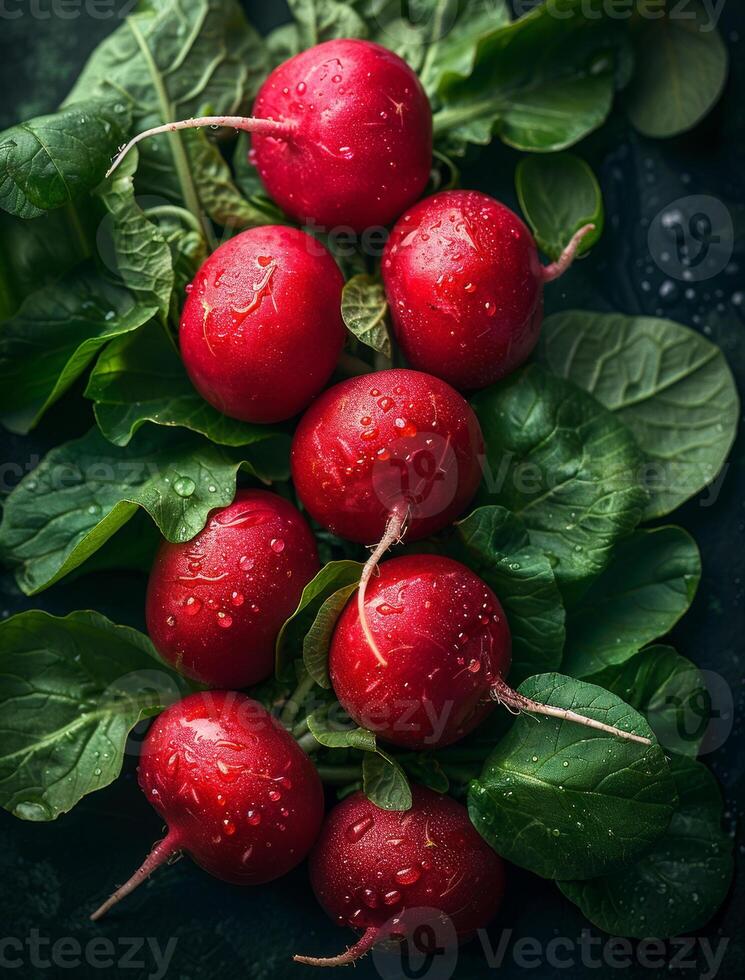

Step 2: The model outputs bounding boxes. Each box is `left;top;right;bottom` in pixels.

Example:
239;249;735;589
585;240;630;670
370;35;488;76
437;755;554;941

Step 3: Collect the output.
95;38;640;967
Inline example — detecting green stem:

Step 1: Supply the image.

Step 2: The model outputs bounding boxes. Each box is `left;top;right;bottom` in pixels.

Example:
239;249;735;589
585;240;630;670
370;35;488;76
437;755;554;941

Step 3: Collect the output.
280;672;317;727
145;205;204;236
297;732;319;754
64;202;91;262
293;718;310;739
316;765;363;784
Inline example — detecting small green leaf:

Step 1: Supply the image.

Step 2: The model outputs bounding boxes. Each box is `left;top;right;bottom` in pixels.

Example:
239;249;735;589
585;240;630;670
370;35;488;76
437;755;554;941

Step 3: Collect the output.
276;561;363;681
559;756;733;937
0;610;189;821
626;1;728;138
472;365;648;593
586;645;710;758
341;274;392;359
0;426;266;595
363;750;412;811
468;673;676;880
401;754;450;795
303;583;359;688
452;506;565;683
0;100;131;219
515;153;603;261
307;706;377;751
563;527;701;679
0;266;156;435
536;311;740;519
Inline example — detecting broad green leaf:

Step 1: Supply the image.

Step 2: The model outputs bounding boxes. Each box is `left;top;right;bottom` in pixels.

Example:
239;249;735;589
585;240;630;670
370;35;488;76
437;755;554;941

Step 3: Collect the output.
232;134;285;222
586;645;710;758
472;365;648;593
625;1;728;138
0;100;131;219
559;756;733;936
303;583;359;689
341;274;392;359
0;267;156;435
363;749;412;811
468;673;676;880
563;527;701;679
86;322;281;448
287;0;368;49
65;0;268;215
95;151;174;320
435;0;626;152
453;506;565;683
0;426;261;595
0;610;188;821
515;153;603;261
536;311;740;519
307;706;377;751
276;561;363;681
401;754;449;795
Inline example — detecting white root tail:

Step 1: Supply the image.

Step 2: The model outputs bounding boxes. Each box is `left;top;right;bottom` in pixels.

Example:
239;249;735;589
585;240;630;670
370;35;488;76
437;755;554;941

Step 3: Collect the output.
491;677;652;746
90;831;181;921
358;508;409;668
294;926;379;967
106;115;296;179
541;223;596;282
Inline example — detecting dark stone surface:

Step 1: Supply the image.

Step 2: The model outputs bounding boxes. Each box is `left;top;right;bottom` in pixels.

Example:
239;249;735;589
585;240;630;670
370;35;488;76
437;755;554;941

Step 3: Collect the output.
0;2;743;978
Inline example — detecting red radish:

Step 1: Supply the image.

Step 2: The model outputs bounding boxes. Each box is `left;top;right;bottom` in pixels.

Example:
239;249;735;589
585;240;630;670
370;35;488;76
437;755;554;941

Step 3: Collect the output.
294;786;506;967
330;554;653;748
91;691;325;920
382;190;594;390
179;225;345;423
147;489;319;689
106;40;433;232
290;369;483;664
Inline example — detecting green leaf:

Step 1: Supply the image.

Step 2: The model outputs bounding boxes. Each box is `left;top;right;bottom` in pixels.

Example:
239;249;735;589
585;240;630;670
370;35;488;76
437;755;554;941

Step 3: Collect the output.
585;645;710;758
65;0;268;216
363;749;412;811
341;274;392;359
307;706;377;751
401;753;450;795
435;0;626;153
536;311;740;519
0;100;131;219
515;153;603;261
0;267;156;435
276;561;363;681
559;756;733;937
0;610;189;821
95;151;174;320
0;426;261;595
452;506;565;684
472;365;648;593
625;0;728;139
468;673;676;880
563;527;701;679
287;0;368;49
85;321;281;448
303;583;359;689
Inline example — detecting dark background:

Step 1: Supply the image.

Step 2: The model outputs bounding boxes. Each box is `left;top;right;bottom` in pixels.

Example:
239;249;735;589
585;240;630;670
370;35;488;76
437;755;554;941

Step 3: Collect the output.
0;2;743;978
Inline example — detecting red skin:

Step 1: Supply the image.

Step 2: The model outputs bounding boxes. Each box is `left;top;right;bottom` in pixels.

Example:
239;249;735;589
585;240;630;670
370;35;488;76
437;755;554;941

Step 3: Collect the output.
251;39;432;232
382;190;545;390
146;490;319;689
307;787;505;955
290;369;484;544
179;225;345;423
329;555;511;749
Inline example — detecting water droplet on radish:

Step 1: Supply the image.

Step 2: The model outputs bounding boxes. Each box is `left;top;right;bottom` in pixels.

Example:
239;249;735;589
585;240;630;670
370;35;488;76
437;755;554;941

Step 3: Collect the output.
345;816;375;843
270;538;285;554
247;809;262;826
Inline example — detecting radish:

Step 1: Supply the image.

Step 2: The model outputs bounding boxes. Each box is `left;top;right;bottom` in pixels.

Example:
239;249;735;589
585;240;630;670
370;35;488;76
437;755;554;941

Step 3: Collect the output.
147;489;319;689
90;691;325;920
179;225;345;423
294;786;506;967
106;39;433;233
382;190;595;390
290;369;483;665
330;554;653;748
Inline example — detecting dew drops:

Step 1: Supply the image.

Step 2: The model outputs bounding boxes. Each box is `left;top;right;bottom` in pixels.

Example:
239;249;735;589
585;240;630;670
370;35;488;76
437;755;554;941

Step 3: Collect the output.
223;819;236;836
173;476;196;498
270;538;285;554
247;809;262;826
296;81;307;95
268;788;282;802
345;815;375;843
395;866;421;886
383;889;402;906
184;596;202;616
216;611;233;629
239;555;255;572
231;591;245;607
166;614;177;628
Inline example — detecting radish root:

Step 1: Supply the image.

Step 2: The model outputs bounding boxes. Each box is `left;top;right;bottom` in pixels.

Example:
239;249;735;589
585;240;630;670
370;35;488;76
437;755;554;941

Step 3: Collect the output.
294;926;379;967
490;677;652;746
358;507;409;668
106;115;297;179
90;831;182;921
541;224;596;282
